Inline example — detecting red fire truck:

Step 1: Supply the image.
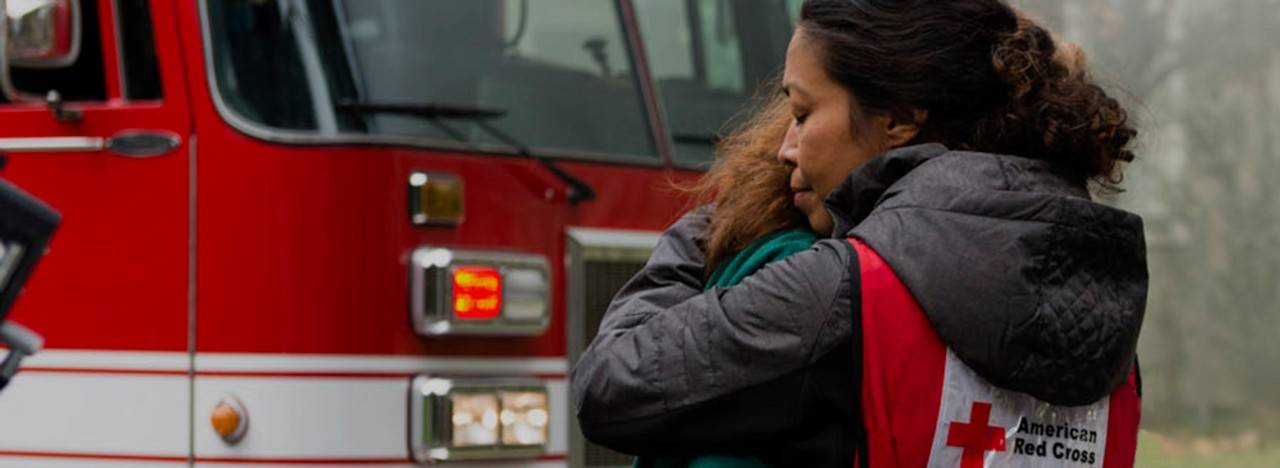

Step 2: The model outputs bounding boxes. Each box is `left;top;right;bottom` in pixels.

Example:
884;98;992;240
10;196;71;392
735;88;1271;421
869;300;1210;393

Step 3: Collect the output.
0;0;797;466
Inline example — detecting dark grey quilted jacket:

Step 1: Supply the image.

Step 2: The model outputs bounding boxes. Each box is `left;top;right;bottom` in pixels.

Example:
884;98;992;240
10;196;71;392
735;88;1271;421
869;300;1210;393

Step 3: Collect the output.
571;143;1148;466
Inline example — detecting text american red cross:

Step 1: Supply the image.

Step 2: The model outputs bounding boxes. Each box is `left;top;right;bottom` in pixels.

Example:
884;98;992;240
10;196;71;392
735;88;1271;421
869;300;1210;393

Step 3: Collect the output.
946;401;1006;468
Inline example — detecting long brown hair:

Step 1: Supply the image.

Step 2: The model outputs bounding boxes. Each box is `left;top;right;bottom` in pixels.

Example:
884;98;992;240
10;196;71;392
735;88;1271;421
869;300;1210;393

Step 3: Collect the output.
686;91;808;276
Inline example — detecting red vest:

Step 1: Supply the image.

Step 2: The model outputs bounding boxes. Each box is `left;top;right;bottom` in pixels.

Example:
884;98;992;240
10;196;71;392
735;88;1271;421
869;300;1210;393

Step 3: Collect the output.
849;239;1140;467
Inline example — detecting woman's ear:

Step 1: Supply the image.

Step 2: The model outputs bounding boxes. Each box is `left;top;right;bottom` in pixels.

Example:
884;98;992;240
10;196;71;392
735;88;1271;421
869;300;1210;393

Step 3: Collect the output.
884;108;929;147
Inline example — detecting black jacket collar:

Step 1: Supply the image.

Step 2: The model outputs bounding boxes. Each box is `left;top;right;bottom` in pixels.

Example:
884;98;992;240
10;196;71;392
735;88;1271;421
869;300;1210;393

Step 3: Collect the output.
825;143;949;238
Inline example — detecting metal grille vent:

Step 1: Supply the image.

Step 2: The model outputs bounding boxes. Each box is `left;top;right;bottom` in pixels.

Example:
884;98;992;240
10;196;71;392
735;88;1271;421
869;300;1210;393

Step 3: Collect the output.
565;228;660;468
579;259;646;467
581;260;645;346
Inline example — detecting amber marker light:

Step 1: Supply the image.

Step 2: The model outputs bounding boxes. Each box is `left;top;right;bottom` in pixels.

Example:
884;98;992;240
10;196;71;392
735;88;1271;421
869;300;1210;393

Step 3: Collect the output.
211;396;248;444
452;265;502;320
408;172;464;226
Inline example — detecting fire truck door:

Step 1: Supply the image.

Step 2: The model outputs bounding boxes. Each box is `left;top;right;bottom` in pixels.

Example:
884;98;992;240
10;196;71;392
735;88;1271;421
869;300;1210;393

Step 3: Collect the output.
0;0;195;463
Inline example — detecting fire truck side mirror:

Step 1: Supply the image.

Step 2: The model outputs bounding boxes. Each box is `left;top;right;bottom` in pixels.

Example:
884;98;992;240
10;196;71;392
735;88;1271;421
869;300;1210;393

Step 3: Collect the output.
3;0;79;67
0;176;60;394
0;0;81;102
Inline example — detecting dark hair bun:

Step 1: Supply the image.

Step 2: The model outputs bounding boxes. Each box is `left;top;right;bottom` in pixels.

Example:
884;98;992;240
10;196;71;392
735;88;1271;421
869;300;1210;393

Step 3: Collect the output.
980;16;1137;189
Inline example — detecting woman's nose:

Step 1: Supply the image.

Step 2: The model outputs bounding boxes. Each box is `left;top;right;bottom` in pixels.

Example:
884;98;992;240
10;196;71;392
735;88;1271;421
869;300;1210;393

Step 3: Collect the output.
777;124;799;165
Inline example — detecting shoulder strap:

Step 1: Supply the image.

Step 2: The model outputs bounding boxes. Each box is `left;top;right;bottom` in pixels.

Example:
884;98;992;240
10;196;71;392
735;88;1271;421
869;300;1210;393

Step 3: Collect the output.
845;238;869;468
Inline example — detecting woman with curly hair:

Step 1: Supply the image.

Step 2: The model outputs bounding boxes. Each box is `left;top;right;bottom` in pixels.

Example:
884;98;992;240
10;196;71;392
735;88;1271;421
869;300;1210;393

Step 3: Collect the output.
575;1;1147;466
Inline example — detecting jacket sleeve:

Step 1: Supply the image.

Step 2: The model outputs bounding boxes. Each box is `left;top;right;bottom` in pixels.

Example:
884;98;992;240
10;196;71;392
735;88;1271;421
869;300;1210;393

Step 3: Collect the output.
570;208;855;453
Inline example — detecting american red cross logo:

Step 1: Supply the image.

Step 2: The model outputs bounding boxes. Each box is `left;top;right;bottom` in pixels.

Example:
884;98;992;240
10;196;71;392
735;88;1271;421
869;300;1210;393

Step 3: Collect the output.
946;401;1006;468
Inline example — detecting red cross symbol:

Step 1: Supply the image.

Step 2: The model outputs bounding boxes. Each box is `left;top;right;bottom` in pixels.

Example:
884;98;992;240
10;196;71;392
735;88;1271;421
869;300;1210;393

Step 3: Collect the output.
946;401;1006;468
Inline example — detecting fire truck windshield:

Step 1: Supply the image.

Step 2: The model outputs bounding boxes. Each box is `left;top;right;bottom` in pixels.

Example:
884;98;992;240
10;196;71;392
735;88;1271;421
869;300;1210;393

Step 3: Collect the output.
632;0;798;166
205;0;801;167
205;0;658;162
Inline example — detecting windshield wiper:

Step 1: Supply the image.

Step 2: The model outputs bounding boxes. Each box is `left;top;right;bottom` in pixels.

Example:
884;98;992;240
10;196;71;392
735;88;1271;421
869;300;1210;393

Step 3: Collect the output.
335;101;504;143
336;100;597;205
671;133;722;146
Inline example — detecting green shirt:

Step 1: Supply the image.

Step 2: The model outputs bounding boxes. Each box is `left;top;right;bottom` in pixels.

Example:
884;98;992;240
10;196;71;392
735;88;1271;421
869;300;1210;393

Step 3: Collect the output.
706;229;819;289
636;228;818;468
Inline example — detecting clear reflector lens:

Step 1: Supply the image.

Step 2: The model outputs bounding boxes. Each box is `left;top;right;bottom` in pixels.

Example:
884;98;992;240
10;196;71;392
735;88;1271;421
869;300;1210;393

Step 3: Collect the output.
501;268;547;321
450;393;499;447
500;391;549;446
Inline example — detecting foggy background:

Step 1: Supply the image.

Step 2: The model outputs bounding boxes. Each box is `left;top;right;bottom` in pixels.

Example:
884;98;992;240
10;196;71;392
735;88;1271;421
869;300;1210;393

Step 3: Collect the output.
1013;0;1280;463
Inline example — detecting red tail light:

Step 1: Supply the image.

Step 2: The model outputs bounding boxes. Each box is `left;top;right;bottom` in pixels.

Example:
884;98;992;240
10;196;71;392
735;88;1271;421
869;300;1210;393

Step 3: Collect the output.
410;247;550;336
452;266;502;320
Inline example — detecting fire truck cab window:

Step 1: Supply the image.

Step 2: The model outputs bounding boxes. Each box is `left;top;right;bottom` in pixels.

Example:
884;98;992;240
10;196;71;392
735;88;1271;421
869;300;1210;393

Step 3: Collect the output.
206;0;657;161
633;0;792;167
117;0;163;100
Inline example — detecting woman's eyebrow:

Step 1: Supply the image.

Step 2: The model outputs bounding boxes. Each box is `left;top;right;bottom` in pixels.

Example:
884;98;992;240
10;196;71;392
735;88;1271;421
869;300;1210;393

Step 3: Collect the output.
781;83;810;100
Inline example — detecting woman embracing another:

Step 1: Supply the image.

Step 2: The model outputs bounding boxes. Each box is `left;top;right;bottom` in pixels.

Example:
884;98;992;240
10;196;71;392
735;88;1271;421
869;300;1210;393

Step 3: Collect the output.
574;1;1147;466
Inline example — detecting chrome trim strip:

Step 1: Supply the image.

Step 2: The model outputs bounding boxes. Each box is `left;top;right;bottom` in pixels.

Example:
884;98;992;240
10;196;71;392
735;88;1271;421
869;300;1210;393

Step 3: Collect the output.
187;134;198;465
409;375;429;462
11;349;571;374
564;234;588;468
328;0;367;100
10;349;188;371
0;137;105;152
196;354;568;375
195;0;664;168
282;0;339;133
617;0;674;166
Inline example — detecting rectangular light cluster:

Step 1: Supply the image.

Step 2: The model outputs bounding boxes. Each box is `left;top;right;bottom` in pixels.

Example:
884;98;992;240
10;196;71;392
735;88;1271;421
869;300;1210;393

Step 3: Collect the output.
410;247;550;336
410;377;549;462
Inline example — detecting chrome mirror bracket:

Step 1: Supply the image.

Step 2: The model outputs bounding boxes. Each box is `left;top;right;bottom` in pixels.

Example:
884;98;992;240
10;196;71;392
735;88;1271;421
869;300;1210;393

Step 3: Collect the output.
45;90;80;122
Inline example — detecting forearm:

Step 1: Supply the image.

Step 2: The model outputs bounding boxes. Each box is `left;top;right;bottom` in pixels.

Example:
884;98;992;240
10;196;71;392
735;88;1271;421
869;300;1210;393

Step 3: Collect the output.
578;366;809;455
570;211;855;444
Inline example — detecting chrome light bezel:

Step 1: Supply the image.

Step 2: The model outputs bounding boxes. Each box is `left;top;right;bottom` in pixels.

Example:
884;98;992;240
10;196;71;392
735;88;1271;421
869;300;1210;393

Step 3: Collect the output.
409;376;550;462
409;247;551;336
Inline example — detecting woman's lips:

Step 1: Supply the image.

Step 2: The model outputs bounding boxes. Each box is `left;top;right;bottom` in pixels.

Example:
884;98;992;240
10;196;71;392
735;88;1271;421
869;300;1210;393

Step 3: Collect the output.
793;189;816;207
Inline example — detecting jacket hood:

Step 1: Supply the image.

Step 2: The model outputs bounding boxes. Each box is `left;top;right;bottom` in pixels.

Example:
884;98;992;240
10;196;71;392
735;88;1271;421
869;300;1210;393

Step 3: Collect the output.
827;143;1148;406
